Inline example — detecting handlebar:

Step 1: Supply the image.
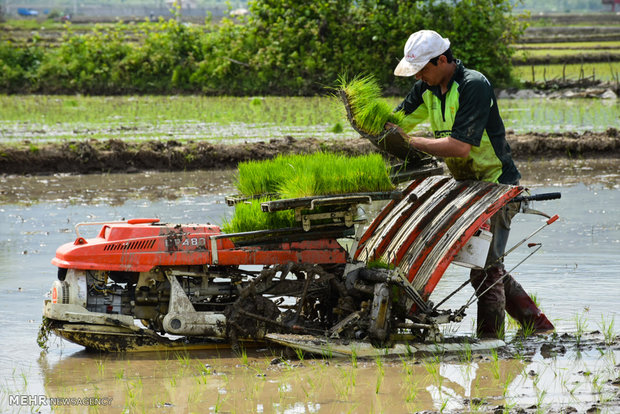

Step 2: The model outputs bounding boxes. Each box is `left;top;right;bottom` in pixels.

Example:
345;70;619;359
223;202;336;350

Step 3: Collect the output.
512;192;562;203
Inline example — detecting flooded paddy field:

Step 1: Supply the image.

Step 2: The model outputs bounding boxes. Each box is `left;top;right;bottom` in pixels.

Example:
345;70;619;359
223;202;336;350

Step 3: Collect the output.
1;95;618;144
0;161;618;413
0;95;618;175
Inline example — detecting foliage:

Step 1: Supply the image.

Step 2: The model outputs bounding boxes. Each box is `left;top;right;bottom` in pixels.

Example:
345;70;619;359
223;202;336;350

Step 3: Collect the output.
513;0;607;12
221;198;296;233
234;152;393;198
0;0;525;94
226;152;394;232
0;38;43;92
340;74;405;136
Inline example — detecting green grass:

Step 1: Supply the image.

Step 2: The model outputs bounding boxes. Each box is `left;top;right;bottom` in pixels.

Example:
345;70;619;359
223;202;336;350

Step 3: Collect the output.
1;95;617;145
234;152;394;198
224;152;394;232
514;41;620;50
513;49;620;60
221;198;296;233
338;74;405;136
512;62;620;82
0;95;343;126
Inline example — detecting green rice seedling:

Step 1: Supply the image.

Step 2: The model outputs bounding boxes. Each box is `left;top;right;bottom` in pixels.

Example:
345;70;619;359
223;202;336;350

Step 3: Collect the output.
96;360;105;377
226;152;394;232
338;74;405;136
331;122;344;133
374;353;385;394
597;315;615;346
400;358;420;403
520;319;537;339
294;347;305;362
468;397;486;413
235;152;393;198
574;312;588;346
490;348;501;380
423;355;443;390
459;342;473;363
336;366;357;400
213;393;226;413
236;346;249;366
350;347;358;368
405;342;414;358
221;199;296;233
535;388;548;413
235;156;291;196
124;378;142;411
322;344;333;360
175;351;192;368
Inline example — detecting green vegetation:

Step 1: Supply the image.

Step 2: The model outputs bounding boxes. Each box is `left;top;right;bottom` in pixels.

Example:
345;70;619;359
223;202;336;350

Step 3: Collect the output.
339;75;405;136
513;62;620;83
0;0;524;94
234;152;393;198
1;95;617;148
0;94;342;125
515;41;620;50
514;48;620;60
222;198;296;232
514;0;609;13
223;152;394;232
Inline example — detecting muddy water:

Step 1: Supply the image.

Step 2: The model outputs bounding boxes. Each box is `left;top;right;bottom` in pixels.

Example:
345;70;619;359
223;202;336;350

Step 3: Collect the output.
0;162;618;413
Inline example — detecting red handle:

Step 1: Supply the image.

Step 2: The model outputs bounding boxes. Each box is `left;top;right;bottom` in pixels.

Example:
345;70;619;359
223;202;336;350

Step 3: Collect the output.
546;214;559;225
127;218;160;225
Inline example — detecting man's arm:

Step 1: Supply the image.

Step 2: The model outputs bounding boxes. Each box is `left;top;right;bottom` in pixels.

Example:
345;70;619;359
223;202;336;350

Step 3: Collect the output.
385;122;471;158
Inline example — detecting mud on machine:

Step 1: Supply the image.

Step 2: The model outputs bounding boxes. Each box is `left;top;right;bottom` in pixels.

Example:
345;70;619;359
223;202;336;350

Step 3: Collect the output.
42;129;560;356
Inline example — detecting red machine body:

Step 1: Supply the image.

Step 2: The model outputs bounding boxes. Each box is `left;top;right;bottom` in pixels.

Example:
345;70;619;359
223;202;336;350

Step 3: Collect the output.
43;177;560;353
52;220;347;272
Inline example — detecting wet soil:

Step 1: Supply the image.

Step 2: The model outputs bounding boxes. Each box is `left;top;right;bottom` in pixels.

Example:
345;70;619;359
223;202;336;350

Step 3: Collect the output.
1;129;618;175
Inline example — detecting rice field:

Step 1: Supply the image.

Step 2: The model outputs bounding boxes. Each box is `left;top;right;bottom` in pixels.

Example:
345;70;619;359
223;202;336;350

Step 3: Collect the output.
0;95;618;145
513;48;620;60
514;41;620;50
512;62;620;83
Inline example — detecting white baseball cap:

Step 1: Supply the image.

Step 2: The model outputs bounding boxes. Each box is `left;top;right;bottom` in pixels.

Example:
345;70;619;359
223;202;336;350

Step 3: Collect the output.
394;30;451;77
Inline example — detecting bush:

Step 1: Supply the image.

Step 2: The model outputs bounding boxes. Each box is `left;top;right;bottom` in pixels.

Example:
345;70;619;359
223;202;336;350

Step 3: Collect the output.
0;0;525;95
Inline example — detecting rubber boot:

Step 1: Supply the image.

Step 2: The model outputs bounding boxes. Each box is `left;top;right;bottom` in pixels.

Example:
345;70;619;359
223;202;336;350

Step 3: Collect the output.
470;267;506;339
503;271;555;334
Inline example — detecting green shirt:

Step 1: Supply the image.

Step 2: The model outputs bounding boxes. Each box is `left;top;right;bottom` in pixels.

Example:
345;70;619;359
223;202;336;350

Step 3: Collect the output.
395;60;520;185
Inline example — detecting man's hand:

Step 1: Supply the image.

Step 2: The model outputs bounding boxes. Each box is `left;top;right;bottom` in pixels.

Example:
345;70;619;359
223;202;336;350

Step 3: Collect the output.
384;122;471;158
385;122;405;136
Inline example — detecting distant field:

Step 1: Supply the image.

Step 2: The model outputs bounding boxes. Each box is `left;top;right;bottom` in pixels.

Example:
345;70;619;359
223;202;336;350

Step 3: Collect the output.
514;41;620;49
514;49;620;58
513;16;620;83
0;96;617;145
513;62;619;82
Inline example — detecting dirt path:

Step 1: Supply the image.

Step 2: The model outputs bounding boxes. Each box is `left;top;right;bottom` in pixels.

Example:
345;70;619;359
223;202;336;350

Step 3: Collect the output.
1;129;618;175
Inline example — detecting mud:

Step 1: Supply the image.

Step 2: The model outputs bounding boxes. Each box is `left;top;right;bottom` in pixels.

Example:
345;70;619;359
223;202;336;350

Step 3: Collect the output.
1;129;618;175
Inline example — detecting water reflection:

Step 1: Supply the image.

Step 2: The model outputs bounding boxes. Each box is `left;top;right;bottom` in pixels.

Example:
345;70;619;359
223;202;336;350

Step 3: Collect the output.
0;164;618;413
0;170;237;205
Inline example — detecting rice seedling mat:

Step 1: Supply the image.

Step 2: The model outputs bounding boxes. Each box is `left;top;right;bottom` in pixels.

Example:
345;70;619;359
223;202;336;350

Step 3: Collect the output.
337;77;440;172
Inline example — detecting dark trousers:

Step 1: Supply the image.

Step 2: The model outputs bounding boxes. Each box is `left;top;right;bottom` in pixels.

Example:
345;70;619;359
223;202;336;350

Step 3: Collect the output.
469;201;554;338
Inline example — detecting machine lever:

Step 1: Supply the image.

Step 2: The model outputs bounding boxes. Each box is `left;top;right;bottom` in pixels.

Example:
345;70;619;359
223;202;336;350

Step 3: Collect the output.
512;192;561;203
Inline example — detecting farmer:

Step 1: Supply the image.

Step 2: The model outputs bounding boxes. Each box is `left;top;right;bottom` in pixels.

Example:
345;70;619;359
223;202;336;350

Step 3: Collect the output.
385;29;554;338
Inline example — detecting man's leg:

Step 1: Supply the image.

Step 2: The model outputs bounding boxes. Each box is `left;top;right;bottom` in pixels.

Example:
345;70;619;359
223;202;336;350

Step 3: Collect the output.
503;272;554;333
470;266;506;338
479;200;554;335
